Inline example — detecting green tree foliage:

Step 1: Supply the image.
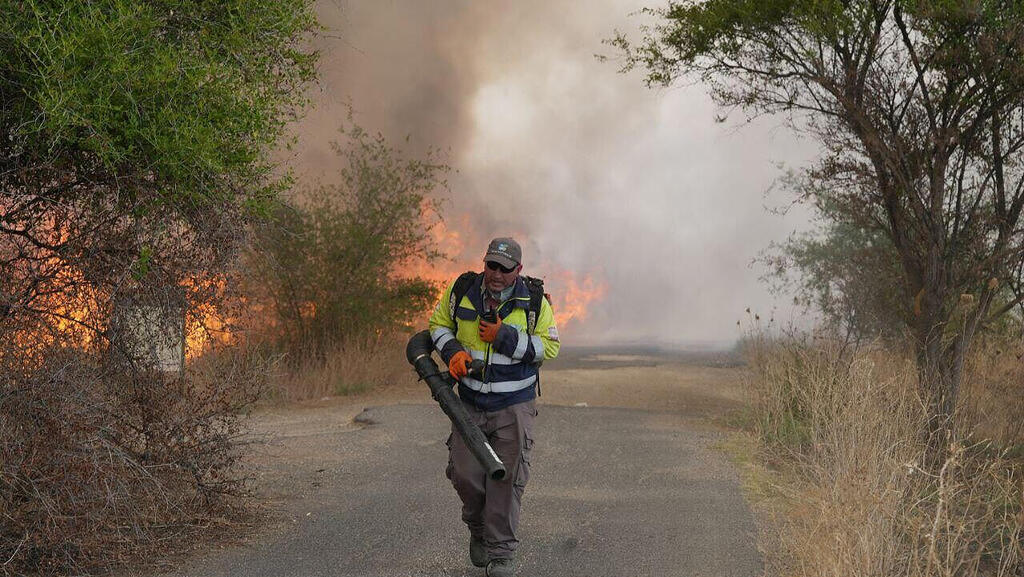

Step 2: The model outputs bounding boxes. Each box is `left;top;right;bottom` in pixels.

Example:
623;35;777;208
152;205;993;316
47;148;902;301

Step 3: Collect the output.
1;0;316;212
249;123;448;361
766;218;907;342
766;199;1024;344
0;2;317;573
611;0;1024;430
1;0;318;346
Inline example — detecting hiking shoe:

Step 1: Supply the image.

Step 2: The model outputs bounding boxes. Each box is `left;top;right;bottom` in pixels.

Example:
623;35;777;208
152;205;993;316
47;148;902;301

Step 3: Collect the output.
485;557;514;577
469;535;488;568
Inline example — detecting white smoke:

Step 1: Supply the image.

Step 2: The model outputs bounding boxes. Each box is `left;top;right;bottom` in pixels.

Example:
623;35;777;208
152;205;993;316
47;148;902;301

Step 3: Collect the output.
284;0;820;346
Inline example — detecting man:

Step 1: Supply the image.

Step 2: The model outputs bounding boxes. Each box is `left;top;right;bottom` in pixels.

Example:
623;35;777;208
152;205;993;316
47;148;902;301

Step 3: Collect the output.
428;237;560;577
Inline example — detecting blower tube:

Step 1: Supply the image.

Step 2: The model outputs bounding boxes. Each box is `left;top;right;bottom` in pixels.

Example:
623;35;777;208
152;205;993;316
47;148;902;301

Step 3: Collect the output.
406;330;506;481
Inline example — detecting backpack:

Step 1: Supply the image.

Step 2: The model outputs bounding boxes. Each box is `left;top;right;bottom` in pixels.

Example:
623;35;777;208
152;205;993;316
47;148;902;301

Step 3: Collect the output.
449;271;547;334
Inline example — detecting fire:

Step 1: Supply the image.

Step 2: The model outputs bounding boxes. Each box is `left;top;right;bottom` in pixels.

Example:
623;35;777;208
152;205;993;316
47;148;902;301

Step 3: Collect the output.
391;211;602;330
50;270;103;347
10;266;105;358
11;197;608;364
545;270;607;327
0;199;240;365
397;208;475;305
9;269;237;365
395;206;608;330
5;221;106;359
182;275;239;359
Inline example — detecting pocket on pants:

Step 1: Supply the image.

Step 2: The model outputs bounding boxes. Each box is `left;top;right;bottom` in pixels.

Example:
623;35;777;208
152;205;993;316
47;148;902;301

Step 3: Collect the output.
445;433;454;481
514;429;533;492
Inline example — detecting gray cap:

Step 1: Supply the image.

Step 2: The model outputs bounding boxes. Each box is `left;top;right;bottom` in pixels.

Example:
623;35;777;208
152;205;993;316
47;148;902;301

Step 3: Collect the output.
484;237;521;268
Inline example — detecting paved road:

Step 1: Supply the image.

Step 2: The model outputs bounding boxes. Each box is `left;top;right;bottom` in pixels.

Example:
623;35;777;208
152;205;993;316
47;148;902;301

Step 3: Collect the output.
162;403;761;577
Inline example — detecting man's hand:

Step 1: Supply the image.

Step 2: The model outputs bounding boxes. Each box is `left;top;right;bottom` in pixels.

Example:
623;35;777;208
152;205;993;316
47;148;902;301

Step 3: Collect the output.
478;316;502;343
448;350;472;380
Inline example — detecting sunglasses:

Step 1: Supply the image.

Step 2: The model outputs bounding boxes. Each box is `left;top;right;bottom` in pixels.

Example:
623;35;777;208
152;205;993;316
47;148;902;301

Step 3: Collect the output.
486;261;516;274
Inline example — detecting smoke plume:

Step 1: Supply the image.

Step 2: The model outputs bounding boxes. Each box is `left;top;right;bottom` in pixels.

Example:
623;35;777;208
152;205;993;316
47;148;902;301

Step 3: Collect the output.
283;0;819;346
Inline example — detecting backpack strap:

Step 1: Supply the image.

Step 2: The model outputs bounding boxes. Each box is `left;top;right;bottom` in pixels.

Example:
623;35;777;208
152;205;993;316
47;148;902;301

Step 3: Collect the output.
450;271;479;322
521;275;546;396
521;275;545;335
453;271;544;334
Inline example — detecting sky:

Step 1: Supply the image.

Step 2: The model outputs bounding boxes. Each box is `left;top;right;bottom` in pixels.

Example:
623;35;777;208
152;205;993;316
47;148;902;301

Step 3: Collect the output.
283;0;822;348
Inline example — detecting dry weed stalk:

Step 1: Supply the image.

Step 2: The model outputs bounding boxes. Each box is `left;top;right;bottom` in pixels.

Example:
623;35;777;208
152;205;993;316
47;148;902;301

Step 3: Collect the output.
746;332;1023;577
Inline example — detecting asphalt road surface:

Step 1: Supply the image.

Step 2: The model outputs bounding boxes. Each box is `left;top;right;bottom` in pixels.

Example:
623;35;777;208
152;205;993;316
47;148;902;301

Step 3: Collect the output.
159;400;761;577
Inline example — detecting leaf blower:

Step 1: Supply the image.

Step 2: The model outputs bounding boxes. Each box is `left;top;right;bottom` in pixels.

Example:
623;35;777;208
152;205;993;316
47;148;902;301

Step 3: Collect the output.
406;330;506;480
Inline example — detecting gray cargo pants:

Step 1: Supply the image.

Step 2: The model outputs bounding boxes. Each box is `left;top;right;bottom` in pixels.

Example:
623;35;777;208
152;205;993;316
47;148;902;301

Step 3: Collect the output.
446;398;536;560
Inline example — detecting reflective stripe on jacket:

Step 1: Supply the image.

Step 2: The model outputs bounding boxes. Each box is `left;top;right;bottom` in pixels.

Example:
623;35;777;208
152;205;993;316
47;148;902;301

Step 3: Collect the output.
428;273;560;408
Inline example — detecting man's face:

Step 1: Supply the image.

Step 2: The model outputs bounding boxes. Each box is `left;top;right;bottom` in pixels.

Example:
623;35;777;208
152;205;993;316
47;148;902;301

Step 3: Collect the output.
483;260;521;293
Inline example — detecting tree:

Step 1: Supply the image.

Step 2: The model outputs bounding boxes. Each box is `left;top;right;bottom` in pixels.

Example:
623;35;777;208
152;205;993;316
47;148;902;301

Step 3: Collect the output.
0;2;318;572
764;214;908;343
764;177;1024;344
1;0;317;346
611;0;1024;437
248;122;448;361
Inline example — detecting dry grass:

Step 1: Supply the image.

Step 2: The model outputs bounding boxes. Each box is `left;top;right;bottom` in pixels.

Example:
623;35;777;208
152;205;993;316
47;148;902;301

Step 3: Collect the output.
960;338;1024;449
266;332;417;402
745;332;1024;577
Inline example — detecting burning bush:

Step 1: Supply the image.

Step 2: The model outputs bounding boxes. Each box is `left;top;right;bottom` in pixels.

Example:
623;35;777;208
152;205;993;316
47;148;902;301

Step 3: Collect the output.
0;193;278;575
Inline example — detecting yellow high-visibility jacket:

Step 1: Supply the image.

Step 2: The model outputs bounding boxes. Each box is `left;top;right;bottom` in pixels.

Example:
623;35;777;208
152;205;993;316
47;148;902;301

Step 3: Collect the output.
429;273;559;410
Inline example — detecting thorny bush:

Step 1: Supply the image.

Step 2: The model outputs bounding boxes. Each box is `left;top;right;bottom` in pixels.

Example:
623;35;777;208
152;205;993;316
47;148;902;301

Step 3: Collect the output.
0;0;317;573
0;191;274;575
0;343;268;574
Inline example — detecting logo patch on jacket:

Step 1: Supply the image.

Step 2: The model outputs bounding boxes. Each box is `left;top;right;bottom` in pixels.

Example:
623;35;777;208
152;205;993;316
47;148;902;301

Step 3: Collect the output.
548;325;560;342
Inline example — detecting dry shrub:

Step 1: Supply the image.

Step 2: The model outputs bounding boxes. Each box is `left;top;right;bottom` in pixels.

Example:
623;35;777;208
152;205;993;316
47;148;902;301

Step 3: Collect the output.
0;345;267;575
746;332;1024;577
268;332;417;402
960;336;1024;447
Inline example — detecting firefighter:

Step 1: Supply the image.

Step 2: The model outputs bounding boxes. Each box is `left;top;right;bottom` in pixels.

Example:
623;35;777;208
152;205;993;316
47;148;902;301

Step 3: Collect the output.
428;237;560;577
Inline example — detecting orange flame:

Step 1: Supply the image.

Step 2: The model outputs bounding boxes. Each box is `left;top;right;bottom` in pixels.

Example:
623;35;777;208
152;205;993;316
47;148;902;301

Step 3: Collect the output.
396;209;474;307
182;275;239;359
1;205;238;364
544;270;607;328
18;271;238;364
7;226;105;359
15;266;105;357
394;210;608;330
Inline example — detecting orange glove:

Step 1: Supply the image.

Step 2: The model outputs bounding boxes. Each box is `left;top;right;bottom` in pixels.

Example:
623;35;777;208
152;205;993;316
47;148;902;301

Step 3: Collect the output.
448;350;472;380
478;315;502;343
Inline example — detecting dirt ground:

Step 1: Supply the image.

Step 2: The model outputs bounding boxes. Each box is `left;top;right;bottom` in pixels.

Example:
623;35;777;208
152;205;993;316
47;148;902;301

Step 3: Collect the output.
130;347;754;576
538;348;749;418
245;347;752;504
250;346;751;447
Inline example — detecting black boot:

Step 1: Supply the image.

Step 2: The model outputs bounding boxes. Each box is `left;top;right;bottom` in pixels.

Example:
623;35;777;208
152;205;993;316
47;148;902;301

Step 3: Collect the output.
469;535;488;568
485;557;514;577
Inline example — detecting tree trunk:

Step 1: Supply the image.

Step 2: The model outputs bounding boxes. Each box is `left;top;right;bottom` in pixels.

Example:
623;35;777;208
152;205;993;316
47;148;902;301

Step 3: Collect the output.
916;338;959;468
913;270;960;468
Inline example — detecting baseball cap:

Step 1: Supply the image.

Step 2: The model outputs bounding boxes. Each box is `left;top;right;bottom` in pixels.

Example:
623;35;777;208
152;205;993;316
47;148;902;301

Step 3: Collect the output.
484;237;521;269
